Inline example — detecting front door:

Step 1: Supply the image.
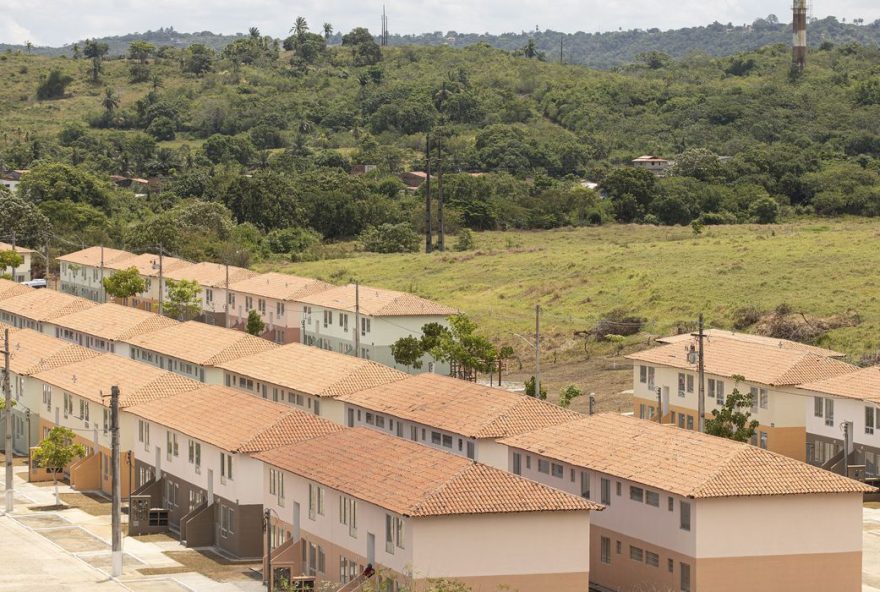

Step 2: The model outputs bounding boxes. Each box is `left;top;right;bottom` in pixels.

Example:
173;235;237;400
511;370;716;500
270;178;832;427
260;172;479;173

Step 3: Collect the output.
347;408;355;428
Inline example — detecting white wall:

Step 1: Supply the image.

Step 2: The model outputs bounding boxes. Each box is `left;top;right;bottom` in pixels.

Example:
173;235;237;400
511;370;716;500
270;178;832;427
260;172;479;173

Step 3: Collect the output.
695;493;863;557
411;511;590;579
804;392;880;450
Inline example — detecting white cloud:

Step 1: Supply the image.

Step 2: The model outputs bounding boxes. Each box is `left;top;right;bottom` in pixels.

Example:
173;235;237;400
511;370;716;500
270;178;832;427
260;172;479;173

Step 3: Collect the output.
1;0;879;46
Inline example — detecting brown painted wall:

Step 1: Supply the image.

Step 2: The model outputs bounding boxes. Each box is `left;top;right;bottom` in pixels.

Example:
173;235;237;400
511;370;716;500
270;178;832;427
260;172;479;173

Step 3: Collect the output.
215;496;264;559
183;503;215;548
70;453;101;491
590;524;687;592
696;551;862;592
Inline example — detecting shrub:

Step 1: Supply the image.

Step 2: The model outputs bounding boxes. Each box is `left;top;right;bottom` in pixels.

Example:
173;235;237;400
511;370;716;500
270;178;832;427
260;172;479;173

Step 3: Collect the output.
36;69;73;100
749;196;779;224
146;116;176;141
266;227;322;255
454;228;475;251
359;223;420;253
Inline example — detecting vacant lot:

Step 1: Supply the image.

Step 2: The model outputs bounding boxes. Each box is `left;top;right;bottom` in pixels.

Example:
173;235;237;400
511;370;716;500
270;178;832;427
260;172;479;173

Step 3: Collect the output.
262;219;880;403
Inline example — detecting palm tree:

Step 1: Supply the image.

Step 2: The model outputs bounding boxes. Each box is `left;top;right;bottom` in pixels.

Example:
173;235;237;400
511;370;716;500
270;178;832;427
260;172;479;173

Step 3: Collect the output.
292;17;309;40
151;75;163;91
523;39;537;59
323;23;333;41
298;120;313;135
72;43;80;60
249;26;260;39
101;87;119;115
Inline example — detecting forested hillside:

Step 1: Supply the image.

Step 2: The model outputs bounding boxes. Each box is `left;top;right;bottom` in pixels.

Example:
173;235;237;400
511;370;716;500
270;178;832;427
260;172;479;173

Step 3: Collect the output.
1;24;879;270
4;15;880;68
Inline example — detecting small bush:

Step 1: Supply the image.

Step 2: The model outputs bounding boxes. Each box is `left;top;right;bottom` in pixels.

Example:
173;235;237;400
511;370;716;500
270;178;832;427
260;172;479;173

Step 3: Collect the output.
733;306;762;330
359;223;420;254
454;228;475;251
266;227;322;255
36;69;73;100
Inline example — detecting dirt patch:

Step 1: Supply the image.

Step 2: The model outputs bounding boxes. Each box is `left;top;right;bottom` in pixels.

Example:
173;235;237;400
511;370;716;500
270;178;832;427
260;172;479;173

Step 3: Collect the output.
59;491;113;517
14;513;70;528
138;550;261;582
742;305;860;345
131;532;179;543
38;526;108;552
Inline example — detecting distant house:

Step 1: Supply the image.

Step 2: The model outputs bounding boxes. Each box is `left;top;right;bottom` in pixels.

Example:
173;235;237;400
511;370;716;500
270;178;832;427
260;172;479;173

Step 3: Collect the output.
163;261;255;327
109;175;150;189
350;164;377;176
0;241;36;282
0;169;28;193
399;171;430;188
631;155;672;176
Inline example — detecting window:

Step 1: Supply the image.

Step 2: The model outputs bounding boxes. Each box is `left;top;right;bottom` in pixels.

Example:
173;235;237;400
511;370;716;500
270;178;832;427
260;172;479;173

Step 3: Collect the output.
825;398;834;427
646;490;660;507
220;505;234;538
680;501;691;531
258;299;266;314
686;415;694;431
868;406;877;435
551;463;564;478
276;302;285;317
678;413;685;429
43;384;51;411
323;310;333;327
466;441;475;459
228;293;236;306
538;459;550;474
375;415;386;429
707;378;716;398
749;387;759;412
759;388;768;409
647;367;655;390
814;397;824;418
645;551;659;567
629;546;643;562
680;563;691;592
410;426;418;441
366;412;374;425
601;478;611;505
431;431;441;445
616;481;622;496
220;452;233;481
103;408;109;434
441;434;452;448
630;486;644;502
340;496;358;537
385;514;405;553
166;431;173;461
580;471;590;499
361;317;371;336
205;288;213;303
668;558;674;573
600;536;611;565
678;373;686;397
716;380;725;404
759;431;768;449
512;453;522;475
686;374;694;393
79;399;89;422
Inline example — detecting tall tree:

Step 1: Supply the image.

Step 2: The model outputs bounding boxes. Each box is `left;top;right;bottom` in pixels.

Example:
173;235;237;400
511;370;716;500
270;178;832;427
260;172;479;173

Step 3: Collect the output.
323;22;333;41
292;17;309;40
25;41;33;54
32;427;86;507
164;278;203;321
101;87;119;115
248;26;261;39
102;266;146;304
127;40;155;64
0;251;23;279
71;43;80;60
83;39;109;83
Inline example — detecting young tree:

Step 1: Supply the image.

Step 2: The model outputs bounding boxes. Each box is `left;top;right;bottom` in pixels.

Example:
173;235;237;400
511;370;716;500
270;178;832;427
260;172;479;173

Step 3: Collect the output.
323;23;333;41
32;427;86;507
127;40;155;64
101;87;119;116
559;384;583;408
391;335;425;370
83;39;109;83
246;309;266;336
525;376;547;400
0;250;23;279
164;278;203;321
704;389;760;442
102;266;146;304
71;43;80;60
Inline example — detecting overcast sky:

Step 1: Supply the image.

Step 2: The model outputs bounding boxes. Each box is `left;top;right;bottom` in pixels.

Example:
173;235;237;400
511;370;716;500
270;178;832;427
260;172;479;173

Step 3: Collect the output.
2;0;879;46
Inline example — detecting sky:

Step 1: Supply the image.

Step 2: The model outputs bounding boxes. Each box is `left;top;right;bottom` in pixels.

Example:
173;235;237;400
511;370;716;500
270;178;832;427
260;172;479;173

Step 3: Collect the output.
2;0;879;46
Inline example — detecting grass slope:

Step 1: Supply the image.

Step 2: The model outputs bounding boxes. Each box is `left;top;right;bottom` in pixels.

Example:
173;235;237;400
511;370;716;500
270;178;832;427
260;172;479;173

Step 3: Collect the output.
262;218;880;364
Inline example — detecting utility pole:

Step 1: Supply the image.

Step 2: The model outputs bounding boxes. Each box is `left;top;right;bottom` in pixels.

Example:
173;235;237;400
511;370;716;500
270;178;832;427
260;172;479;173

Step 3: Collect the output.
264;508;273;592
697;314;705;433
534;305;541;399
157;244;164;316
354;282;360;358
437;134;445;252
224;262;229;329
110;385;122;577
559;34;564;64
424;134;432;254
842;422;851;477
100;244;105;303
4;329;13;514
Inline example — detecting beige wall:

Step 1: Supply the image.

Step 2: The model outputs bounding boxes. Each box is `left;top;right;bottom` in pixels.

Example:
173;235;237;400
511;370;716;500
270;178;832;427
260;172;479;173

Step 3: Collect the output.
411;511;589;586
695;493;863;557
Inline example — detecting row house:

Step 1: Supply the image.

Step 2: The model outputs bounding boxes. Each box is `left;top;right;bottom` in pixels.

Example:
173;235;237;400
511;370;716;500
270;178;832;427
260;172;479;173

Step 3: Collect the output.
218;343;407;425
227;272;332;344
103;252;191;313
626;331;856;461
0;326;98;454
0;288;95;333
45;302;177;355
798;366;880;475
256;427;598;592
163;261;255;327
0;241;36;282
57;246;134;302
124;386;343;559
123;321;277;384
337;372;581;469
298;284;457;374
501;413;872;592
27;354;202;498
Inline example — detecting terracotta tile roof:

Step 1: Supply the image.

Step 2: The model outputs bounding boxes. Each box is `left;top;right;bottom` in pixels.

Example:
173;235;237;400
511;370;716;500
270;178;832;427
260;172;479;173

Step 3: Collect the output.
656;329;844;358
49;303;178;341
228;272;333;302
32;353;202;407
105;252;191;278
124;321;278;366
297;284;457;317
501;414;874;498
798;366;880;403
255;428;599;516
338;373;582;439
218;343;407;398
0;241;35;254
5;328;99;376
0;279;31;301
126;386;343;452
627;336;857;387
0;289;96;322
56;246;135;267
164;261;256;288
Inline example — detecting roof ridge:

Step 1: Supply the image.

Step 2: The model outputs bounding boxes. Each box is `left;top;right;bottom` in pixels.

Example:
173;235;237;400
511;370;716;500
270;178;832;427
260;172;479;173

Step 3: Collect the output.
237;408;292;452
409;460;476;516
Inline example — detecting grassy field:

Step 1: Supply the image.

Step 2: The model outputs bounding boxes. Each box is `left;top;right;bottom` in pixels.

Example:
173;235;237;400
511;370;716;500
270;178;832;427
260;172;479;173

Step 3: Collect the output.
258;218;880;408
